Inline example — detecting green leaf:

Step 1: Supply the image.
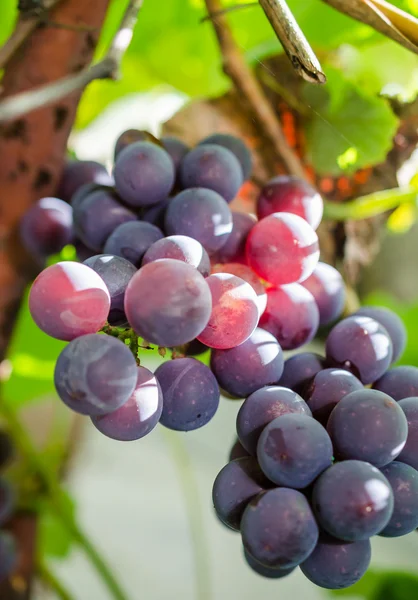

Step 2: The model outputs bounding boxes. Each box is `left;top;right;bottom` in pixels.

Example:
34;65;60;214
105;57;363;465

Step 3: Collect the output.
38;493;76;559
0;0;17;47
329;569;418;600
303;68;399;175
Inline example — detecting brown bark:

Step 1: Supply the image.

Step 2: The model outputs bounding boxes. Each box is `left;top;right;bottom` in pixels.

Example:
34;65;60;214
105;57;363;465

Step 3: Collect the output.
0;1;111;597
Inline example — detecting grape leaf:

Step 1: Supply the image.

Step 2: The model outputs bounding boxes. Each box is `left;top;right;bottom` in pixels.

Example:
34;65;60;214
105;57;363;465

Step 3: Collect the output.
38;493;76;559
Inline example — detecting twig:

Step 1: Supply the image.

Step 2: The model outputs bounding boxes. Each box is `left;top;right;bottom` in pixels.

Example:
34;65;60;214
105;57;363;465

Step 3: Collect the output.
200;2;256;23
259;0;326;83
203;0;307;179
0;0;143;123
37;559;76;600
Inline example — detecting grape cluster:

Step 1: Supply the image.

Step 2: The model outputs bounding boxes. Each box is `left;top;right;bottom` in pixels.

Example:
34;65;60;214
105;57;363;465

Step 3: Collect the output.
0;433;17;584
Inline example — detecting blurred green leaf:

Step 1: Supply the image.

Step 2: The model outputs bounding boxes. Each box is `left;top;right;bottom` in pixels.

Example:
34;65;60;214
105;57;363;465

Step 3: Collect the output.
0;0;17;47
38;492;76;559
330;569;418;600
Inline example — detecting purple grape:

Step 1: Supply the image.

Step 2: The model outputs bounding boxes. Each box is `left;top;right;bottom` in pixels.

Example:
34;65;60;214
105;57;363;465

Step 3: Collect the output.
212;457;270;531
91;366;163;441
0;532;17;583
165;188;233;255
229;439;250;461
237;386;312;456
0;433;14;471
241;488;319;568
185;339;209;357
257;414;333;488
57;159;113;203
354;306;406;363
161;136;190;171
210;328;284;399
74;239;95;262
180;144;243;203
83;255;137;327
304;368;363;425
326;316;393;384
373;366;418;400
244;550;295;579
114;142;175;207
142;235;210;277
259;284;319;350
155;358;219;431
213;212;256;264
312;460;394;541
0;479;15;525
397;397;418;470
327;389;407;467
142;198;170;230
20;197;73;257
300;534;371;589
54;333;137;416
198;133;253;180
71;182;114;212
103;221;163;267
124;259;212;347
379;461;418;537
29;262;110;341
114;129;161;159
301;262;345;326
279;352;327;396
74;188;137;251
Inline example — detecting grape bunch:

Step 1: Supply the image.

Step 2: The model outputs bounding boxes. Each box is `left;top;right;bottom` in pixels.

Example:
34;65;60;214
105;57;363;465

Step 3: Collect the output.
0;433;17;584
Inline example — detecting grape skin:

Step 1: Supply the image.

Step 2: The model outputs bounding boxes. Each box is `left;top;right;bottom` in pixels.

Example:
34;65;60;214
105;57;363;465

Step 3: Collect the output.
84;254;137;327
91;367;163;441
29;262;110;341
104;221;164;267
124;259;212;347
241;488;319;568
212;457;270;531
155;358;220;431
114;129;161;159
161;136;190;172
229;439;250;462
142;235;210;277
312;460;394;541
373;366;418;401
305;368;363;425
301;262;346;326
57;159;112;203
54;334;138;416
20;197;73;257
180;144;243;203
114;141;175;207
210;328;284;399
0;532;17;583
197;273;259;349
165;188;233;255
142;198;170;231
257;414;333;489
327;389;407;467
354;306;406;363
70;182;114;213
379;461;418;537
244;550;295;579
326;316;393;384
211;263;267;317
213;212;256;265
279;352;327;396
246;212;320;286
236;386;312;456
397;397;418;470
259;284;319;350
300;534;371;590
256;175;323;230
198;133;253;180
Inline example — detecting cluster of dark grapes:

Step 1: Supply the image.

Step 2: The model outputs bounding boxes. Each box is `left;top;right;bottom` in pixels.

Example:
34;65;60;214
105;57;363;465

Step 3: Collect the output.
22;129;418;589
0;433;17;584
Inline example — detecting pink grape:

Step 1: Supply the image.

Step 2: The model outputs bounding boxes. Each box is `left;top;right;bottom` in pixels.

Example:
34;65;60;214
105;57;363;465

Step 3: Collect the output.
301;262;345;325
142;235;210;277
29;262;110;341
212;263;267;316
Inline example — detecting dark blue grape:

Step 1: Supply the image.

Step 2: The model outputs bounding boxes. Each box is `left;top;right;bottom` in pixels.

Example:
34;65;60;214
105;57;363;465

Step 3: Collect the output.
326;316;393;384
155;358;219;431
229;439;250;462
83;255;137;326
327;389;407;467
0;479;15;525
279;352;327;396
213;212;256;265
373;366;418;401
124;259;212;347
161;136;190;172
379;461;418;537
244;550;295;579
0;532;17;583
20;197;73;257
301;262;345;326
257;414;333;488
0;433;14;471
114;142;175;207
241;488;319;568
305;368;363;425
180;144;243;203
237;386;312;456
312;460;394;541
91;366;163;441
103;221;163;267
199;133;253;180
54;334;138;416
354;306;406;363
397;397;418;470
142;197;170;230
57;159;113;203
164;188;232;255
71;182;114;212
210;328;284;399
300;534;371;589
74;188;137;251
212;457;270;530
114;129;161;159
142;235;210;277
